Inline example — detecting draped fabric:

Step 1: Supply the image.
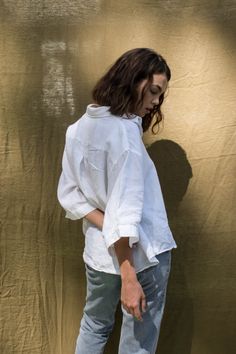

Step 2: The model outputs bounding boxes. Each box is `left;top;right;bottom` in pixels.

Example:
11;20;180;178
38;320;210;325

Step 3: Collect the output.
1;1;236;353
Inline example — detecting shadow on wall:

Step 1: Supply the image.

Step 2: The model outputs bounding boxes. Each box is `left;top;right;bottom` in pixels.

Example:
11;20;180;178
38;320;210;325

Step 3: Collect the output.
147;139;193;218
106;139;194;354
149;140;194;354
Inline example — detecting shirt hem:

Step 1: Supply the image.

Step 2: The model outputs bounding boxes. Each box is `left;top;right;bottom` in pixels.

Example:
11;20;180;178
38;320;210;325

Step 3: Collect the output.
83;246;176;275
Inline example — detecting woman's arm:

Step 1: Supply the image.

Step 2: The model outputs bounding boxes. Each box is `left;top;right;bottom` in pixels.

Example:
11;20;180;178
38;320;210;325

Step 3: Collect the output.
114;238;146;321
84;209;104;230
85;210;146;320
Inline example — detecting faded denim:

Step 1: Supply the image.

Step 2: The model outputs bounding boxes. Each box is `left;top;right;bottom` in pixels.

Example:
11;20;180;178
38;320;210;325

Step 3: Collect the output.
75;251;171;354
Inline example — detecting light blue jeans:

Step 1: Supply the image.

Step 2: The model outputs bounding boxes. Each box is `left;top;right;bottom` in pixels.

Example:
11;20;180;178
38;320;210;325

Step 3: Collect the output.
75;251;171;354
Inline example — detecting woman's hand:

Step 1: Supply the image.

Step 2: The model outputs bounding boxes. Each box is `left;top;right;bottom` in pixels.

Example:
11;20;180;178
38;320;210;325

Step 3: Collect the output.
121;272;146;321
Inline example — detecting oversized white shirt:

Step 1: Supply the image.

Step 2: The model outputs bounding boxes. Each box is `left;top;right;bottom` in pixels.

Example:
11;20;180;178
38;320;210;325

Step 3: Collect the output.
57;105;177;274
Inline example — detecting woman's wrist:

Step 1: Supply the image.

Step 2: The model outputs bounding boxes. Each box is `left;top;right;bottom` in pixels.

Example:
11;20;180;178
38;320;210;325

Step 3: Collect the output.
114;237;137;281
120;260;137;282
84;209;104;230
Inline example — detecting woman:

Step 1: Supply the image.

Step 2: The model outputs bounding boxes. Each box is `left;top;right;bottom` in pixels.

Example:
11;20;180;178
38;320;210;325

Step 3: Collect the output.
57;48;177;354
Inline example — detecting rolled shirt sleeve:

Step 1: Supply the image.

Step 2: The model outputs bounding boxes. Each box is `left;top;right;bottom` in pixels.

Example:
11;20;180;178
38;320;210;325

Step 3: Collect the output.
102;148;144;249
57;131;96;220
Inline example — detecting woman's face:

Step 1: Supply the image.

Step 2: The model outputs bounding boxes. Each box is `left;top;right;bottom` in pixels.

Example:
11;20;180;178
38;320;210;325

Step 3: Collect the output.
135;73;168;117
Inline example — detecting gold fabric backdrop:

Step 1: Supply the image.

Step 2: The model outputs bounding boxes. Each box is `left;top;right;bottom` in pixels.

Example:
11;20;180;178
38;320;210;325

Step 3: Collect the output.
1;1;236;353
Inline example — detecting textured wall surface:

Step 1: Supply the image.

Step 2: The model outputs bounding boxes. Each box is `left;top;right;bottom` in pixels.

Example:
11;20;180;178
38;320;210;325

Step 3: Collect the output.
1;1;236;353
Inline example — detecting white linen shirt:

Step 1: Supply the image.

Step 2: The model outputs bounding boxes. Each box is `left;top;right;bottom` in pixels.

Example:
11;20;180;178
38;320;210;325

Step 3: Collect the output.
57;105;177;274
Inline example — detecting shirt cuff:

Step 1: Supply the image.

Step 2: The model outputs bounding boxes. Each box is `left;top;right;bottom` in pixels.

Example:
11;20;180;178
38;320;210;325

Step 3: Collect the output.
104;224;139;249
117;224;139;247
65;204;96;220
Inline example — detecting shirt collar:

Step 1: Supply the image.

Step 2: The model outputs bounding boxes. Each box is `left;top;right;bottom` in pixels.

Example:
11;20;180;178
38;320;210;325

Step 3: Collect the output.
86;104;143;135
121;113;143;135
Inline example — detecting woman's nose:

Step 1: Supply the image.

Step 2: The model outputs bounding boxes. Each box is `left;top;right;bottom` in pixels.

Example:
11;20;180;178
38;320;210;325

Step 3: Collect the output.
152;97;159;105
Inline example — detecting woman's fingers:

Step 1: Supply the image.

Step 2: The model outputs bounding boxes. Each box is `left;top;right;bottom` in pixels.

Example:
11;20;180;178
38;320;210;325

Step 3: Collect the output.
123;295;146;321
141;292;147;313
133;305;143;321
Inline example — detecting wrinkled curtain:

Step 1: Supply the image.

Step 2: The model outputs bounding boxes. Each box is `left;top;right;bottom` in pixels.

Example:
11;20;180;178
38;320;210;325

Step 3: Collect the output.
1;1;236;353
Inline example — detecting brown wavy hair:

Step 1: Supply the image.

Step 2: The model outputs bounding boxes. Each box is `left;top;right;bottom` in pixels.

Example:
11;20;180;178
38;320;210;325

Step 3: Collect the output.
92;48;171;133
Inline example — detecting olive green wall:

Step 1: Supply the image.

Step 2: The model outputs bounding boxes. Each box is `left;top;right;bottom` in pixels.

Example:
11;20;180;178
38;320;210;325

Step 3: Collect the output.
1;1;236;353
